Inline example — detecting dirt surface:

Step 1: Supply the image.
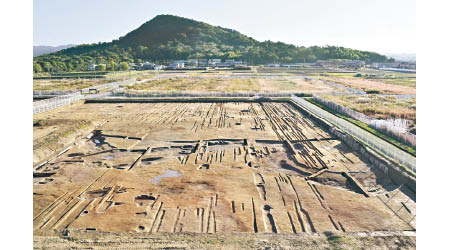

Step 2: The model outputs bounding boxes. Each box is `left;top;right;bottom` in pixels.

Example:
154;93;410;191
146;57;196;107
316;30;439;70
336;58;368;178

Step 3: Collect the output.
33;101;415;247
258;77;334;93
33;231;416;249
125;75;335;93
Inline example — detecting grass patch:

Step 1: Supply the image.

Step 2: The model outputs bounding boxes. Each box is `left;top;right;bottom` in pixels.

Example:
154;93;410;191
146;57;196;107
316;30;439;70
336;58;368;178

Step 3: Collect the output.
319;94;416;121
305;98;416;167
318;71;416;94
65;236;79;242
327;234;356;250
326;70;416;88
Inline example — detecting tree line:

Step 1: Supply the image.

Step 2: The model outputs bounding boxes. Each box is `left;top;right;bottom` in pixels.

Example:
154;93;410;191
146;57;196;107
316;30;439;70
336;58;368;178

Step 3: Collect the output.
33;43;391;73
33;14;392;73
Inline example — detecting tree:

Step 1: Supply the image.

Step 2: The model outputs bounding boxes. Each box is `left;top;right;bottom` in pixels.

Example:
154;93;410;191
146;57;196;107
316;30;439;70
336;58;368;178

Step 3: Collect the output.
106;60;117;71
119;62;130;71
136;45;149;58
42;62;52;72
33;62;42;73
386;58;395;63
307;54;317;62
95;64;106;71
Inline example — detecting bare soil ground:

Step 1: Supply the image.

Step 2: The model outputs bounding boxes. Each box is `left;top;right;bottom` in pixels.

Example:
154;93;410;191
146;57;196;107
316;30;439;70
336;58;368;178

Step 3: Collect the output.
33;231;416;249
127;77;261;92
33;101;415;248
126;76;335;93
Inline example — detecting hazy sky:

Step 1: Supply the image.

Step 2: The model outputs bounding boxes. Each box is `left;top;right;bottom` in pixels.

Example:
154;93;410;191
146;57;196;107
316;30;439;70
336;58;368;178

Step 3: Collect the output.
34;0;416;54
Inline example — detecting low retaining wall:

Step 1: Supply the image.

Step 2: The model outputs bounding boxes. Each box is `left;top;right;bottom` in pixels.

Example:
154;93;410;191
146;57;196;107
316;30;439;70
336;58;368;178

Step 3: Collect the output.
289;100;416;192
85;97;292;104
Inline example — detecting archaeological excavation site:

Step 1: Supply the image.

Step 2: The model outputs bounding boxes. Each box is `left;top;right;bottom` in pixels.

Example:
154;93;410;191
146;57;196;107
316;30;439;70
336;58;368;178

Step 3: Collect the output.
33;98;416;248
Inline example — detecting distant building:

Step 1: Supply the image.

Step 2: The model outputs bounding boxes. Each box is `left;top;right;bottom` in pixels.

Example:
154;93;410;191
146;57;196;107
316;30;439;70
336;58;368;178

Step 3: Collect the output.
127;63;140;70
209;59;221;64
88;63;97;71
373;61;415;70
206;59;221;67
198;59;208;67
143;62;155;70
216;59;247;68
167;61;184;69
185;59;199;67
281;63;302;68
342;60;365;68
316;59;365;69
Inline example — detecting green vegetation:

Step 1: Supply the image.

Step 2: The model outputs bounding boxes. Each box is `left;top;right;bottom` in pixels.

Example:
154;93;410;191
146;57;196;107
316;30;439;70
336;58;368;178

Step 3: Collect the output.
324;70;416;88
305;98;416;158
326;234;356;250
320;94;416;121
95;64;106;71
33;15;392;72
119;62;130;71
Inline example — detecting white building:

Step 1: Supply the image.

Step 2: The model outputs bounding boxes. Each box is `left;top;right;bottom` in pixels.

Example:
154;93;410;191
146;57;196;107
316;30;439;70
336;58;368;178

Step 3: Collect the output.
167;61;184;69
88;63;97;71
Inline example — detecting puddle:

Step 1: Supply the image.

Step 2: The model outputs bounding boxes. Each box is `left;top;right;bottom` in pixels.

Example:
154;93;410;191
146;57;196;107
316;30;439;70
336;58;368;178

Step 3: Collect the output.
150;170;181;184
103;155;114;160
323;146;331;150
94;139;101;144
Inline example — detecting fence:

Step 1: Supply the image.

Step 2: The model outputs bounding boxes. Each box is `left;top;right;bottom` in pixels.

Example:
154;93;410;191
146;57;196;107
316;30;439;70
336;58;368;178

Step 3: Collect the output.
291;96;416;173
110;90;299;98
80;78;136;93
33;90;78;96
319;80;366;95
312;96;416;147
370;119;416;147
33;78;136;115
33;92;84;114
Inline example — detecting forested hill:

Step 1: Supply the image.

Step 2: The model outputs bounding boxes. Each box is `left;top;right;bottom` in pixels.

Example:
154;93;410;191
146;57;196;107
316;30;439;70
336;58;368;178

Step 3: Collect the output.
34;14;391;72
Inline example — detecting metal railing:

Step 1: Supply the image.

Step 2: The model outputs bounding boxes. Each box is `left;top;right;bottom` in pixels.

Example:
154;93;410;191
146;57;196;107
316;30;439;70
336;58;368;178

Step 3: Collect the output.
33;90;78;96
312;96;416;147
291;96;416;172
33;92;84;114
33;79;136;115
80;78;136;93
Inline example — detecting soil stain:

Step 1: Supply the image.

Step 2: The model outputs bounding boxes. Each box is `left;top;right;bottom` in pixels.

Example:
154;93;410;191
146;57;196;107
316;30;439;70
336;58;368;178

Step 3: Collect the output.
150;169;182;184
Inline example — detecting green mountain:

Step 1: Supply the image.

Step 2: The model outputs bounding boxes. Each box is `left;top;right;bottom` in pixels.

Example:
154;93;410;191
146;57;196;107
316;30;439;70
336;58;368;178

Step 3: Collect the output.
34;14;391;72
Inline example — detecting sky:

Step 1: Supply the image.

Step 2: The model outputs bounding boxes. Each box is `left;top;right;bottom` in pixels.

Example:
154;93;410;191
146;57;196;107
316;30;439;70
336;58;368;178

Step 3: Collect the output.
33;0;416;54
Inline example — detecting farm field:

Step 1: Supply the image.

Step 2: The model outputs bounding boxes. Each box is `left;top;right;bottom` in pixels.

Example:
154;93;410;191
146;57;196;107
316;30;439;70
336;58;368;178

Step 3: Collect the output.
33;101;415;238
34;78;118;91
33;71;157;91
324;70;416;87
125;75;335;93
317;70;416;95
